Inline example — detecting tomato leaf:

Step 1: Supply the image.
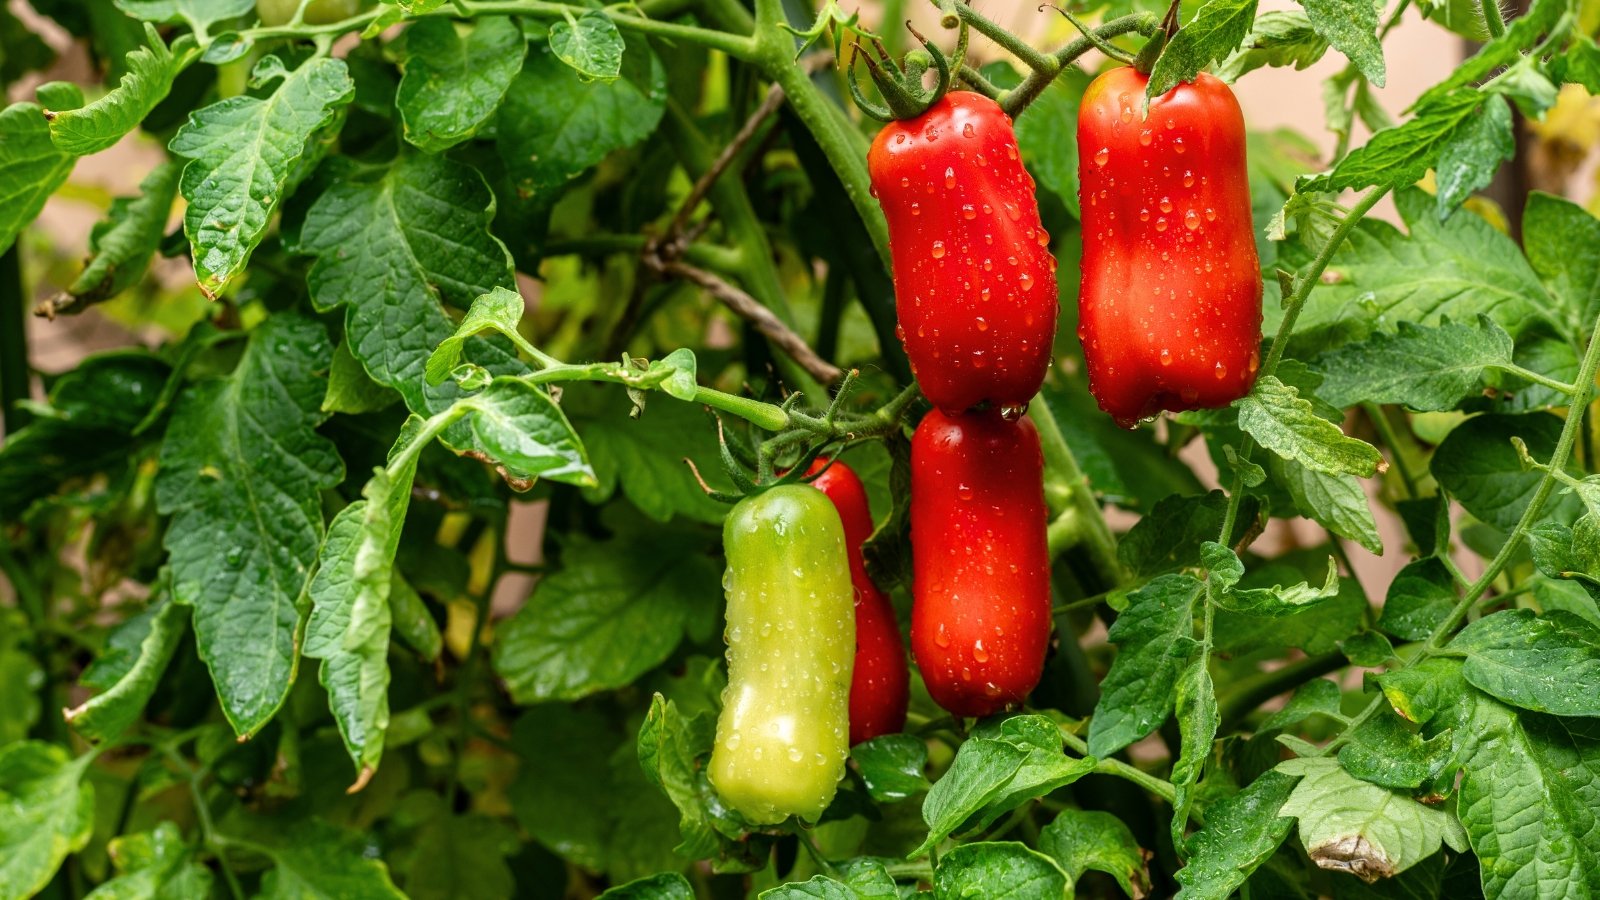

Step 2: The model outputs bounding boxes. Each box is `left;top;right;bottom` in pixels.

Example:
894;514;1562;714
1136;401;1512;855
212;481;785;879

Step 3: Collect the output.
0;96;79;255
548;10;625;82
155;313;343;737
850;734;931;803
1450;608;1600;716
1314;315;1515;411
170;55;353;295
1523;191;1600;326
59;159;182;312
1431;412;1582;531
1299;0;1385;86
92;823;213;898
47;24;193;156
0;743;95;899
932;842;1069;899
396;16;525;153
1276;757;1466;881
1148;0;1259;97
1235;376;1383;478
1038;809;1151;899
1173;770;1297;898
1217;10;1329;81
66;597;187;743
1088;574;1203;757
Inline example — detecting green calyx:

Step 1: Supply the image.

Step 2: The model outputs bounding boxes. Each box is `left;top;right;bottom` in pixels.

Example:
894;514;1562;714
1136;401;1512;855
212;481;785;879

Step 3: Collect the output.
846;22;961;122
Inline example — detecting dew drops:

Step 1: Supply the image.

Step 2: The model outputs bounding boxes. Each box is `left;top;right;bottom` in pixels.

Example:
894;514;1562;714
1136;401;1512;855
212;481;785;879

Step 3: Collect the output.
975;316;989;331
960;666;973;682
1204;207;1217;222
931;241;946;259
725;733;741;750
1248;350;1261;374
1139;129;1153;146
935;624;951;648
944;166;956;188
1019;272;1034;290
1160;348;1173;367
976;153;987;166
983;258;994;271
900;176;910;188
1214;361;1228;380
788;747;804;762
1184;209;1201;230
962;122;975;138
1159;196;1173;213
980;286;991;302
752;746;763;760
957;483;974;500
1094;147;1109;166
1036;228;1050;246
1120;105;1133;123
1183;170;1195;187
1174;137;1186;154
1004;202;1021;221
962;204;976;220
895;133;906;145
973;640;990;663
1139;208;1150;222
911;202;921;216
1155;217;1169;232
1006;144;1017;160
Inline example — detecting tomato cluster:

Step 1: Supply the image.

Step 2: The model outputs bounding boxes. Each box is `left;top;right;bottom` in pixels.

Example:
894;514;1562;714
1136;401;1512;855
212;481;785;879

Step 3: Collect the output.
707;69;1261;824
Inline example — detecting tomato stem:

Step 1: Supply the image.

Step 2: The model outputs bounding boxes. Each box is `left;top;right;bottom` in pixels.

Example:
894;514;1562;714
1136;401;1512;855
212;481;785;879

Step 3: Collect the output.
1029;395;1127;586
997;12;1161;118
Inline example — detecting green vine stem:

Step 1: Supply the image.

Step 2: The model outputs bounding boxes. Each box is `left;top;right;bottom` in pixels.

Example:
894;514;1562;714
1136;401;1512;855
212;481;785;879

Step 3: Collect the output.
1030;395;1127;584
1059;725;1177;803
1000;12;1160;117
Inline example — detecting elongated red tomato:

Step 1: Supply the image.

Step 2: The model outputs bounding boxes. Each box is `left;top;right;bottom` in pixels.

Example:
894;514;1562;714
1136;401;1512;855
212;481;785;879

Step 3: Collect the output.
910;410;1051;717
1077;68;1263;427
807;459;909;744
869;91;1059;415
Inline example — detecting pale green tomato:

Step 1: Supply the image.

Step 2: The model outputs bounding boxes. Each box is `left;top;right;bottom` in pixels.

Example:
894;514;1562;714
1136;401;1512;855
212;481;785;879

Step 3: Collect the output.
709;485;856;825
255;0;367;26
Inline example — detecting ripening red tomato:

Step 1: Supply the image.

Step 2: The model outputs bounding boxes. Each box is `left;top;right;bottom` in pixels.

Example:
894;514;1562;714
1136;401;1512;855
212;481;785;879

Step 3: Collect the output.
868;91;1060;415
1077;67;1263;427
910;409;1051;717
806;459;909;745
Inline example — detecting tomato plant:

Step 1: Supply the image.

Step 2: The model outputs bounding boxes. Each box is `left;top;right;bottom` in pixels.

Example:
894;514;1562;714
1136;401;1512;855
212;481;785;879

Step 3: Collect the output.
3;0;1600;896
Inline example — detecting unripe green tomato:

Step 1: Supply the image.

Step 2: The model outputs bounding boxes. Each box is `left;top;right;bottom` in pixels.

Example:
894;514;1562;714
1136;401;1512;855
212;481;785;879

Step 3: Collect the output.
255;0;367;26
709;485;856;825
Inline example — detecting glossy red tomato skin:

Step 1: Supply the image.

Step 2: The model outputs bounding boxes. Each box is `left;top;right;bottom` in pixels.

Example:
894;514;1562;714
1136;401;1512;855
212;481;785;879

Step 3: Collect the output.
1077;67;1263;427
868;91;1060;415
909;410;1052;718
807;460;910;744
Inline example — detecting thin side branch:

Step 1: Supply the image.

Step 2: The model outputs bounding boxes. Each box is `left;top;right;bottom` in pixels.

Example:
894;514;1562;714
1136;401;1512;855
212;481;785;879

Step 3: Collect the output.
659;258;845;385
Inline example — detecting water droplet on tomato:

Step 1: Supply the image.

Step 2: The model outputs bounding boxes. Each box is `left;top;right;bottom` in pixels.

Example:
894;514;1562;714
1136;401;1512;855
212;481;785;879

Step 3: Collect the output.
976;153;987;167
1248;350;1260;373
1205;207;1217;222
788;747;804;762
931;241;946;258
935;624;951;647
1139;129;1153;146
975;316;989;331
973;640;990;663
1155;217;1168;232
962;122;975;138
1183;170;1195;187
1174;137;1186;153
944;166;956;188
1094;147;1109;166
900;176;909;187
911;202;920;216
1185;210;1201;230
1036;228;1049;246
895;133;906;144
961;666;973;682
1019;272;1034;290
1159;197;1173;213
1160;348;1173;367
1215;361;1228;379
725;732;741;750
1139;208;1150;222
1006;144;1017;160
983;259;993;271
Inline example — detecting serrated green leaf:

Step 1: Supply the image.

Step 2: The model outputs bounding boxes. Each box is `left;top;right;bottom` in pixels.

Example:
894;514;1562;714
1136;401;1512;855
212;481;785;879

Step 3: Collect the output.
169;55;353;295
637;694;722;860
569;385;733;524
1431;412;1581;531
1297;188;1558;355
1378;557;1457;641
761;859;898;898
1217;10;1329;80
1300;91;1483;195
84;821;212;900
296;152;528;452
549;10;625;82
1270;456;1384;553
850;734;930;803
1148;0;1259;97
1088;574;1202;757
1169;653;1218;849
932;842;1069;899
425;286;526;385
1553;35;1600;91
57;158;181;314
1216;555;1341;617
1413;0;1567;108
66;598;187;743
1038;808;1150;898
323;339;399;414
387;572;440;662
599;873;694;899
256;818;406;898
48;25;194;156
1450;608;1600;716
1236;376;1382;477
1314;316;1515;411
113;0;253;31
1523;190;1600;326
496;35;665;198
1435;94;1514;217
1119;492;1259;577
0;100;78;256
1277;757;1466;880
466;378;595;487
1300;0;1384;85
916;723;1083;858
493;529;718;703
1261;678;1344;731
0;742;95;899
304;440;420;778
396;16;525;153
1336;707;1454;790
1173;770;1298;898
155;313;343;737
